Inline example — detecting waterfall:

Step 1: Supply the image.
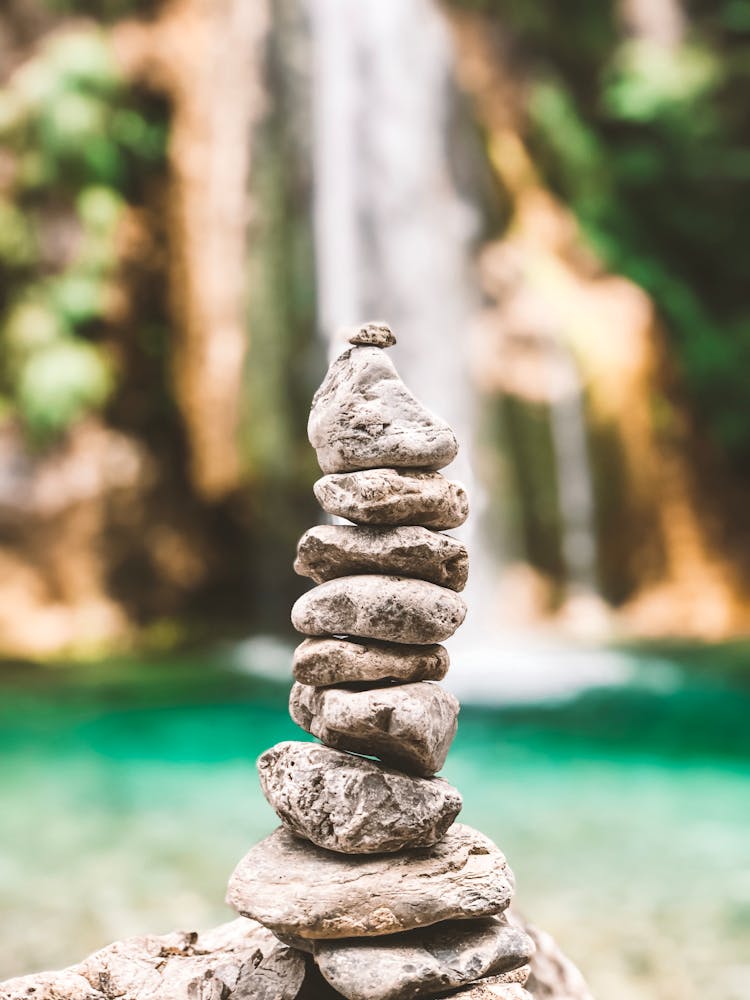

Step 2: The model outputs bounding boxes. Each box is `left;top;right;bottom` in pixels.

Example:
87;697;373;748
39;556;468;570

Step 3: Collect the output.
303;0;626;699
546;343;600;597
308;0;479;482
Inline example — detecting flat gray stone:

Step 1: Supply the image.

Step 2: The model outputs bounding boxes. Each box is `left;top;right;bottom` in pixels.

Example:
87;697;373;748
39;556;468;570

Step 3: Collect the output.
0;920;306;1000
226;824;514;941
258;741;462;853
293;637;449;687
308;346;458;474
314;469;469;529
289;681;459;776
291;576;467;645
314;917;534;1000
348;322;396;348
295;525;468;591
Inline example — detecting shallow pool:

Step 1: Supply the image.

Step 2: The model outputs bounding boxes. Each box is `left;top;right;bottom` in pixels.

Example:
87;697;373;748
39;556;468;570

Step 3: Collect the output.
0;647;748;1000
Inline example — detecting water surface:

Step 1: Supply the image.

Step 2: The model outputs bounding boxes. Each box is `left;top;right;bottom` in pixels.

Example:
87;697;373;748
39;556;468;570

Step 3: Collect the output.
1;647;748;1000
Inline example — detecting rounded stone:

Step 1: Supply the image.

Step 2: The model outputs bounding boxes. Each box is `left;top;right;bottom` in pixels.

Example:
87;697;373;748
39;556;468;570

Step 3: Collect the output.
314;468;469;529
226;824;514;940
289;680;459;776
294;525;468;591
314;917;534;1000
308;346;458;474
291;575;467;645
257;741;462;853
293;637;449;687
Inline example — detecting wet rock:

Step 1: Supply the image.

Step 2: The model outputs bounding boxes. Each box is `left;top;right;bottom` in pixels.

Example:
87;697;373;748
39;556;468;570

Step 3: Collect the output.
258;741;462;853
289;681;459;776
226;824;513;941
291;576;466;645
348;322;397;348
293;637;449;687
308;346;458;474
0;920;307;1000
295;525;468;591
314;468;468;529
314;917;534;1000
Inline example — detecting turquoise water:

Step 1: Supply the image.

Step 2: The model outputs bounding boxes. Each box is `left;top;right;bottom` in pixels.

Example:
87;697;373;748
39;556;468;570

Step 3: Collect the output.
1;649;749;1000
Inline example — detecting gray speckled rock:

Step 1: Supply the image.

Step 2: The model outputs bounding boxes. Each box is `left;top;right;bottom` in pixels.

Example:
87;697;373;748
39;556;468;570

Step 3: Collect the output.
314;917;534;1000
308;346;458;474
293;637;449;687
0;920;306;1000
291;576;466;645
289;681;459;776
314;468;469;529
226;824;513;941
348;321;396;348
295;525;468;591
442;984;532;1000
257;741;462;853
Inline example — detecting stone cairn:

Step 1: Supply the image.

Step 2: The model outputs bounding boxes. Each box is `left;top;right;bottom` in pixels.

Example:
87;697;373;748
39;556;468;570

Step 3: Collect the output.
226;323;535;1000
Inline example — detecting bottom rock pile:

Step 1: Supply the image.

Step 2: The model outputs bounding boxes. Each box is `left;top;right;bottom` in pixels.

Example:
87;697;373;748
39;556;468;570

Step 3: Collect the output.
0;916;594;1000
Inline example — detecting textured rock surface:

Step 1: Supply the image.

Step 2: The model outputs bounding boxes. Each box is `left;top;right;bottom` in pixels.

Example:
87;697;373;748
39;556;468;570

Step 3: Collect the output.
443;984;532;1000
0;920;306;1000
348;322;396;348
314;468;468;529
258;741;462;853
226;824;513;940
295;525;468;591
293;637;449;687
289;681;459;776
308;346;458;474
524;923;595;1000
291;575;466;645
314;917;534;1000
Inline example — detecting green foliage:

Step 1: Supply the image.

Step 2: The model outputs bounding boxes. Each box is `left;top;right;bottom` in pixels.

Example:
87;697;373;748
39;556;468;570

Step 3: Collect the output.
0;26;167;443
472;1;750;468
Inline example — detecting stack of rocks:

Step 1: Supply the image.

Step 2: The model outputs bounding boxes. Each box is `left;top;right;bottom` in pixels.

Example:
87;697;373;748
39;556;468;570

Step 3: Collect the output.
227;323;534;1000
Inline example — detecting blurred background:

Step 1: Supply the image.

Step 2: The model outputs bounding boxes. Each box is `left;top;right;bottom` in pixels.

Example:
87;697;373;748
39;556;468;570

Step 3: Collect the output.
1;1;749;998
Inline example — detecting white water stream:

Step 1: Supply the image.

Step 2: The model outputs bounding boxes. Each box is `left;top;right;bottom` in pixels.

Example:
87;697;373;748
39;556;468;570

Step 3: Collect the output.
305;0;625;700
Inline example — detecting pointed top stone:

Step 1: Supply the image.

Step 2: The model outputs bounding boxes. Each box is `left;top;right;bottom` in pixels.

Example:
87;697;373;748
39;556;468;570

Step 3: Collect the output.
308;345;458;474
348;321;396;348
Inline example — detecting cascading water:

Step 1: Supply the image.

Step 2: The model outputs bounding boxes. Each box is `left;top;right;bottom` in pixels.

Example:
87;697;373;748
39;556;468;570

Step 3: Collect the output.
305;0;630;699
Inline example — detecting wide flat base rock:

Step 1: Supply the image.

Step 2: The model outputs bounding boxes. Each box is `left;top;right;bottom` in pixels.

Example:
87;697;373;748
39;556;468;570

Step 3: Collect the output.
295;525;468;591
289;681;459;776
314;917;534;1000
308;346;458;474
314;469;468;529
0;920;306;1000
293;637;449;686
226;824;513;941
258;741;462;853
291;576;467;645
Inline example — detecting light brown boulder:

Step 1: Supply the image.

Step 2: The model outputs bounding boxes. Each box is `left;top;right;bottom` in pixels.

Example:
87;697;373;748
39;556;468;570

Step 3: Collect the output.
314;468;468;529
289;681;459;776
294;525;468;591
258;741;462;853
293;637;449;687
308;345;458;474
226;824;514;941
314;917;534;1000
291;575;466;645
0;920;306;1000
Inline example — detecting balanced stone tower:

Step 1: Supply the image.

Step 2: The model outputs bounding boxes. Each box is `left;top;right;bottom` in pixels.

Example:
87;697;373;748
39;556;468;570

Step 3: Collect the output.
227;324;535;1000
